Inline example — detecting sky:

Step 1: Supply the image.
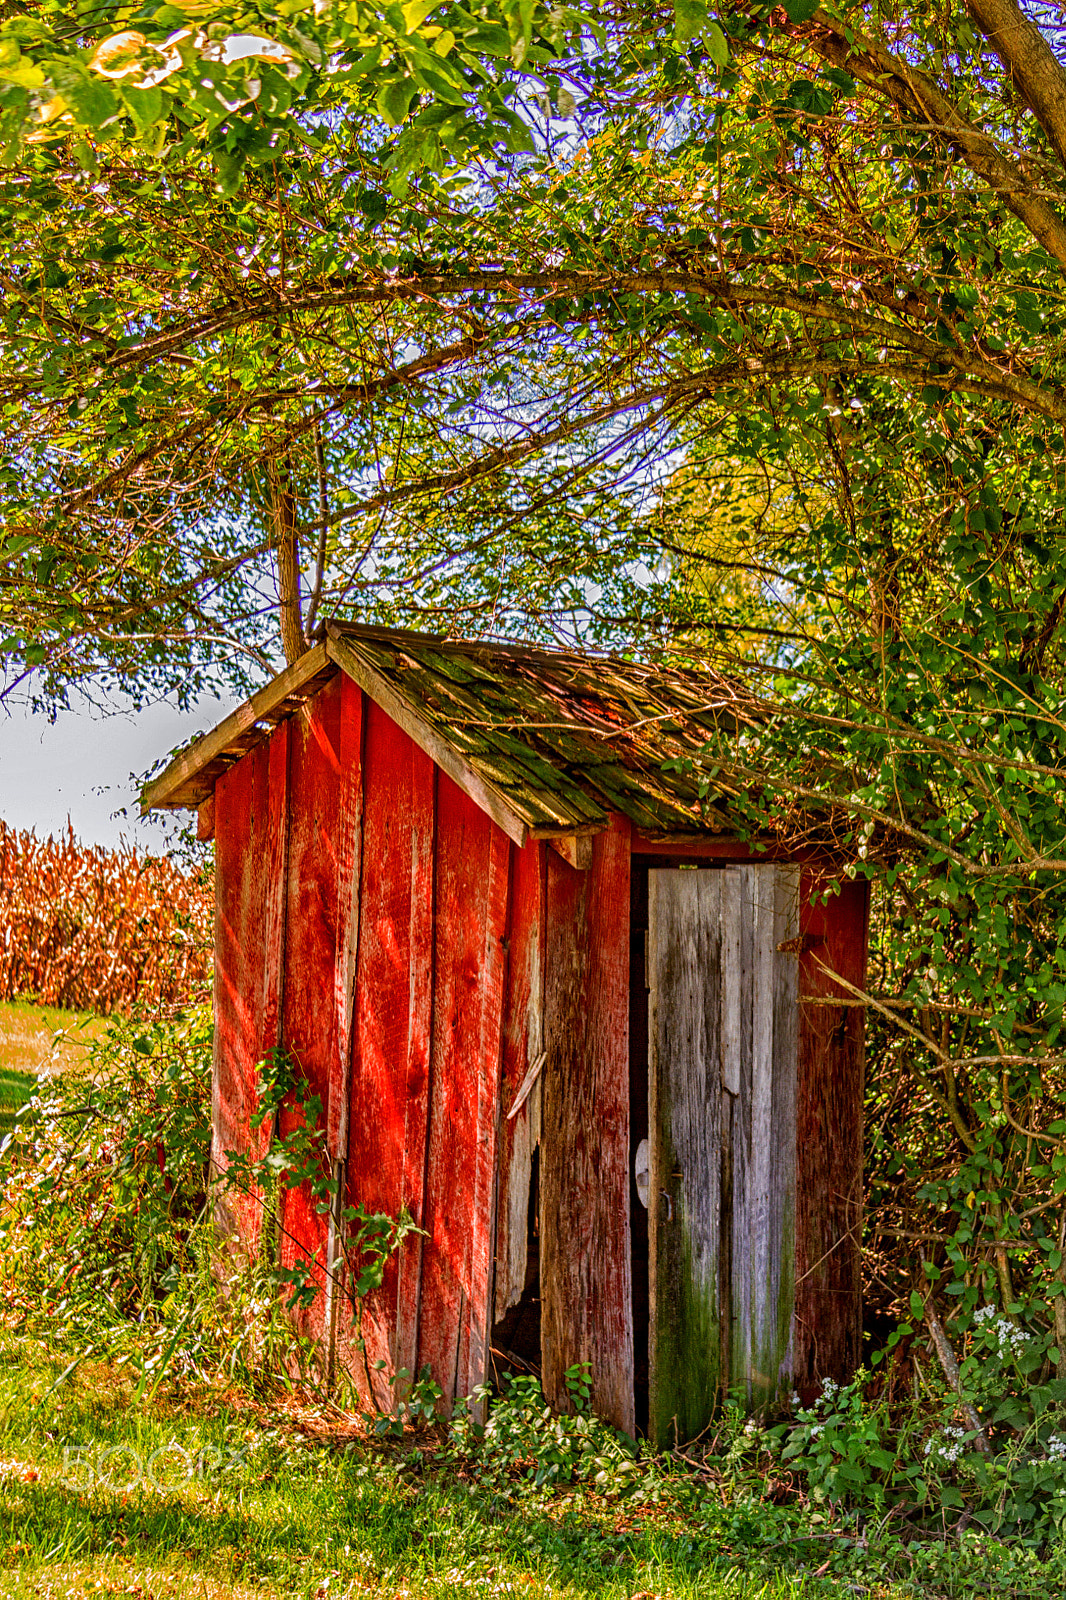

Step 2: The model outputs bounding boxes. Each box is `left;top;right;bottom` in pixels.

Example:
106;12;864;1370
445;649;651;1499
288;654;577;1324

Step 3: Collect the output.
0;689;240;852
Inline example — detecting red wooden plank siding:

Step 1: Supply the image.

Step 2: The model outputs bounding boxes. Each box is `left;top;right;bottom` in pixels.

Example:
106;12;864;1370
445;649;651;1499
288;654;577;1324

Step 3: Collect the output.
212;732;287;1255
328;675;365;1162
795;871;869;1393
343;701;436;1406
417;771;511;1409
394;744;438;1396
323;676;365;1360
541;815;634;1434
277;675;344;1343
494;840;547;1326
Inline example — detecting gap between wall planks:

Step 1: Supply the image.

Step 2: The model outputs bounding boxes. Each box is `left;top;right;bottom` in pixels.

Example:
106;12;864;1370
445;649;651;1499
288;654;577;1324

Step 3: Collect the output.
494;839;547;1327
540;814;635;1436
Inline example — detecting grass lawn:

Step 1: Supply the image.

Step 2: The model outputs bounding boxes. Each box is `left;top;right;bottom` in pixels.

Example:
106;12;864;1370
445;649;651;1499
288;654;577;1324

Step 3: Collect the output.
0;1000;103;1078
0;1340;855;1600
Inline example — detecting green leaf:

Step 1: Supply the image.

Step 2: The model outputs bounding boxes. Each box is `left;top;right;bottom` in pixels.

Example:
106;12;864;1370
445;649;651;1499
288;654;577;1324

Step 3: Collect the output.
377;75;416;125
47;58;118;126
674;0;709;43
705;22;728;67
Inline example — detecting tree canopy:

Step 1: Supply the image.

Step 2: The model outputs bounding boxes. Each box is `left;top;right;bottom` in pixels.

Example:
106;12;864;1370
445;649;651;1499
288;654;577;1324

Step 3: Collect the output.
0;0;1064;698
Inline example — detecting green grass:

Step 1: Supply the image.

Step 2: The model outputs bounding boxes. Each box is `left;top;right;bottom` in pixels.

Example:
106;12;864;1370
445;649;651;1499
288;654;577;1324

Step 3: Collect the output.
0;1065;34;1125
0;1001;104;1139
2;1352;1066;1600
0;1000;103;1078
0;1340;849;1600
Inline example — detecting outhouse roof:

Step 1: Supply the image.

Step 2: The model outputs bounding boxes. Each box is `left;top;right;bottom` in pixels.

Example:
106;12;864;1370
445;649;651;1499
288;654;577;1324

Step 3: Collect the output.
143;622;764;844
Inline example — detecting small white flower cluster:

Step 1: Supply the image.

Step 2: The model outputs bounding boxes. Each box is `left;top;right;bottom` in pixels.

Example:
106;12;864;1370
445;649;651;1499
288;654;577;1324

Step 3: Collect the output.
743;1418;761;1437
973;1305;1027;1355
821;1377;840;1399
924;1424;967;1464
1048;1435;1066;1460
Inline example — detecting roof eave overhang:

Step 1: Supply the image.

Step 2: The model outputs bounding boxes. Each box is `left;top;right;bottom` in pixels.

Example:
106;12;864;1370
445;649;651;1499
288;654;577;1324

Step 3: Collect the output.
141;631;538;849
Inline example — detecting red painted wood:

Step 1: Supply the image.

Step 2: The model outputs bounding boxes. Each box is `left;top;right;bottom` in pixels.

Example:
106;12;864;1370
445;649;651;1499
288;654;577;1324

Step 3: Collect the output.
458;816;512;1401
395;744;437;1396
344;700;436;1405
261;721;291;1059
277;675;344;1342
630;836;755;859
417;771;511;1409
631;836;848;864
494;839;547;1326
328;675;365;1163
541;813;634;1434
213;730;288;1256
794;870;869;1392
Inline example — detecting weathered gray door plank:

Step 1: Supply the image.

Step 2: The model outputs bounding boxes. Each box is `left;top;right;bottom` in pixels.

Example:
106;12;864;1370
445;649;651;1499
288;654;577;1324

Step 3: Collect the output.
647;869;722;1447
739;864;799;1408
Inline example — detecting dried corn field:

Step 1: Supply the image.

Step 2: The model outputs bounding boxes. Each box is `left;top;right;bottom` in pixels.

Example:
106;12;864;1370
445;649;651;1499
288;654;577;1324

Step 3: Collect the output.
0;820;212;1013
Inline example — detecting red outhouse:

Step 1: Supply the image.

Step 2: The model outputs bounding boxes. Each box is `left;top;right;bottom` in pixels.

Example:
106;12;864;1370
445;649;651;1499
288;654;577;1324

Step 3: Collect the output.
145;622;867;1442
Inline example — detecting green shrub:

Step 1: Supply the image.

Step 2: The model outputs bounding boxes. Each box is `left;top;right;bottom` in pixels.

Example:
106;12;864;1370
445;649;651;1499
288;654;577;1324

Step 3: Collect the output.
0;1005;321;1396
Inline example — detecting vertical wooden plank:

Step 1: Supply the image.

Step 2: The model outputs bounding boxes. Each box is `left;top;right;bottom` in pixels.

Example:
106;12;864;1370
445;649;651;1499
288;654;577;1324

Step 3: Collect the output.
327;677;365;1162
459;822;512;1400
727;866;753;1396
740;864;799;1409
261;723;291;1061
211;729;288;1258
768;865;799;1399
494;839;547;1326
647;869;722;1448
344;701;435;1407
324;677;365;1369
794;872;868;1394
277;675;344;1342
718;866;743;1397
212;747;266;1251
394;750;438;1397
417;773;510;1409
541;814;633;1434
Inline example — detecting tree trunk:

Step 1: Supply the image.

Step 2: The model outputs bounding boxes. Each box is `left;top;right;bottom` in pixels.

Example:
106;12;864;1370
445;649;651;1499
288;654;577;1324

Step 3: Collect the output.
268;456;304;666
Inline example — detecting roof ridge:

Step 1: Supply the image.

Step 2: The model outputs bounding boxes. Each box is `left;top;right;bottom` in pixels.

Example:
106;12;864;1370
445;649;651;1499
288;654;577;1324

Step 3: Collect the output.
324;619;727;683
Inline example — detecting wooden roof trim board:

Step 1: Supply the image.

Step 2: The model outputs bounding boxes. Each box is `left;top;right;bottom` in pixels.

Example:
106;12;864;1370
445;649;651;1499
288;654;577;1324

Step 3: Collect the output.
324;631;531;848
142;620;756;840
141;643;332;812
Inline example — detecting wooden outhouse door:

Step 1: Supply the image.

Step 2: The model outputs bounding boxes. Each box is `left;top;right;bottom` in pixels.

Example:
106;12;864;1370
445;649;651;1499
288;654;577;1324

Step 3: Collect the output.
646;864;800;1446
